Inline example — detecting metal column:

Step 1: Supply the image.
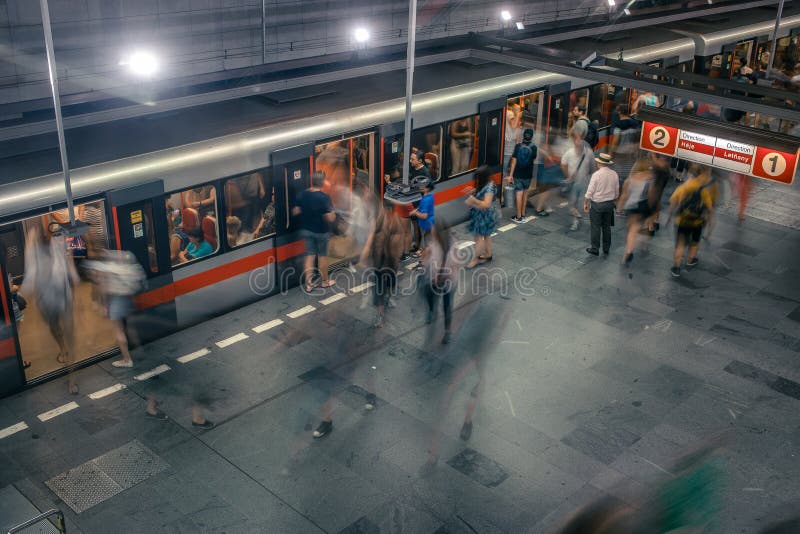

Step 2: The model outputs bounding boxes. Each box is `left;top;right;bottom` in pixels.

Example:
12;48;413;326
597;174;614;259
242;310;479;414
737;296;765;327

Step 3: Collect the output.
262;0;267;64
766;0;785;79
39;0;75;225
401;0;418;186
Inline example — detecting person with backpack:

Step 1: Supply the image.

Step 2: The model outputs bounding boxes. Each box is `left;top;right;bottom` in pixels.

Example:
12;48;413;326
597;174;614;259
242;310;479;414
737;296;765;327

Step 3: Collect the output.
572;105;599;150
617;159;656;265
669;163;716;278
506;128;538;222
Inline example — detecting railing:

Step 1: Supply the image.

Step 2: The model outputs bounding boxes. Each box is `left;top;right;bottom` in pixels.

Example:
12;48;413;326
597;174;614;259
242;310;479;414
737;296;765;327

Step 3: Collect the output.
6;508;66;534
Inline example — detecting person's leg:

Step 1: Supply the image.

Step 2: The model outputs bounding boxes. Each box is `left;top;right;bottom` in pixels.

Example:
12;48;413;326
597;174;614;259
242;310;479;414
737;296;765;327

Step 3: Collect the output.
113;319;133;365
521;188;530;217
303;254;315;290
674;230;686;267
483;235;492;258
424;282;436;323
738;174;751;221
687;227;702;262
624;215;638;257
468;236;484;267
601;209;612;253
589;206;601;251
442;289;453;336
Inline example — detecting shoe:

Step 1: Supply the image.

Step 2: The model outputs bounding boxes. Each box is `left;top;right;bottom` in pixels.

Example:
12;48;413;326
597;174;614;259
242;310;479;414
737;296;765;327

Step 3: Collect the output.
686;257;699;267
192;420;216;430
586;248;599;256
546;207;554;213
460;421;473;441
112;359;133;368
374;315;383;329
536;210;549;217
478;255;493;262
500;202;506;208
400;253;411;262
654;222;660;231
313;420;332;438
623;253;634;265
146;410;168;420
670;266;681;278
558;201;569;208
603;249;609;255
442;331;451;345
511;216;522;223
569;221;579;231
425;310;434;324
364;393;377;411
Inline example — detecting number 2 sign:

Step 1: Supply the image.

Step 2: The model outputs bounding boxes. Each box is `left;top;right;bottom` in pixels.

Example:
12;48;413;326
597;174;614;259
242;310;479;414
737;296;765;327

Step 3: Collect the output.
752;147;797;184
640;122;678;156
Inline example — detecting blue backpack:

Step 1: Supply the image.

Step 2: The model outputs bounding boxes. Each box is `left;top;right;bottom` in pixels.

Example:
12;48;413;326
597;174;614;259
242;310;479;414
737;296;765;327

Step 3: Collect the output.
516;142;536;167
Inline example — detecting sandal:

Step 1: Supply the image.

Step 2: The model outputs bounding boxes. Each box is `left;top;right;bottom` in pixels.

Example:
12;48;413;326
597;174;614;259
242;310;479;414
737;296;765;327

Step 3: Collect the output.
56;353;67;364
305;282;320;292
478;255;493;262
69;383;79;396
23;360;31;369
320;280;335;288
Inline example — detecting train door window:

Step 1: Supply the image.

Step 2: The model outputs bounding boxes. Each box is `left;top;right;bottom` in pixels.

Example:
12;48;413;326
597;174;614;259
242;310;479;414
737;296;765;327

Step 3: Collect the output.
566;89;589;137
165;183;220;266
445;115;480;179
225;170;274;248
548;93;568;139
588;84;607;127
411;125;443;182
5;201;117;381
507;91;545;143
315;132;374;266
730;40;754;77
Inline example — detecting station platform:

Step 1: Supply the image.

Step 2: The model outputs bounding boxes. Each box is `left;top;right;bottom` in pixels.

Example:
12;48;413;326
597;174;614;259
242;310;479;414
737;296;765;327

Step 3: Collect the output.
1;180;799;533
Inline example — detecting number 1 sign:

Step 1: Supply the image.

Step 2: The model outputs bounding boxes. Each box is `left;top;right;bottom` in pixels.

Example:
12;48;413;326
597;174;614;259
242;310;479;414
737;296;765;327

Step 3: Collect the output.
752;147;797;184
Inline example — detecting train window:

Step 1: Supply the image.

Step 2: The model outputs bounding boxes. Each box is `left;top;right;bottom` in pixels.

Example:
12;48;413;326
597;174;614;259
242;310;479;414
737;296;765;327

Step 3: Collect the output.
445;115;480;178
225;170;275;248
165;183;220;266
382;127;441;183
566;89;589;136
3;200;116;381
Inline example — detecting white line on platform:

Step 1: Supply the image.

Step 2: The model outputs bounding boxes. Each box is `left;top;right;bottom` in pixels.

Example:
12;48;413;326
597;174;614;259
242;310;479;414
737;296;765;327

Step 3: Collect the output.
515;320;522;331
252;319;284;333
177;348;211;364
504;391;516;417
0;422;28;439
37;402;79;422
287;305;315;318
727;408;737;420
350;282;375;294
216;332;249;348
638;455;672;476
742;487;764;492
320;293;347;305
498;223;517;232
88;383;126;400
456;240;475;250
501;340;530;344
491;232;498;237
134;364;171;381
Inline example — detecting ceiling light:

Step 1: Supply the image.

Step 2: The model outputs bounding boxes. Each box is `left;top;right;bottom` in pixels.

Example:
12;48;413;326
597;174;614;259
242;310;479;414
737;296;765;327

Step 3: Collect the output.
354;27;370;43
501;10;512;21
608;0;616;6
516;21;525;30
120;51;159;77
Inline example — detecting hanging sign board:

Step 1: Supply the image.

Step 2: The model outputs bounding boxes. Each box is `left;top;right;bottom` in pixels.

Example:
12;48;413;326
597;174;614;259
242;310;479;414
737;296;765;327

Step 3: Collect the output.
640;121;797;184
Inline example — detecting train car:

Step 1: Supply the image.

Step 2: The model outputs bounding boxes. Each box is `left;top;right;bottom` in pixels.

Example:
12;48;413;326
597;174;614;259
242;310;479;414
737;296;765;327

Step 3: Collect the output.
1;12;799;396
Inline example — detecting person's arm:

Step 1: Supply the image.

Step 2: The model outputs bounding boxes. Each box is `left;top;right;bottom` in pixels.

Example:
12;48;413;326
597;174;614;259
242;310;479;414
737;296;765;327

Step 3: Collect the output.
466;188;494;209
506;157;517;182
584;175;597;212
323;196;336;223
617;180;630;213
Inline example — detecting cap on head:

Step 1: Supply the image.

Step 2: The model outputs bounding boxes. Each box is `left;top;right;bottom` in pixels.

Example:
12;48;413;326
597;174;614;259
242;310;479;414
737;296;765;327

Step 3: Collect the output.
523;128;534;140
594;153;613;165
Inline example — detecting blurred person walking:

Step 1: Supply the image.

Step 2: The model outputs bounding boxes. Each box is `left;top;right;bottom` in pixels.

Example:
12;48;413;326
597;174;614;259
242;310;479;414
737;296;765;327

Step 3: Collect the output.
669;163;716;277
22;225;80;394
647;152;672;233
368;200;404;328
617;159;656;265
465;166;497;268
583;153;619;256
501;109;522;207
421;219;459;345
561;130;596;231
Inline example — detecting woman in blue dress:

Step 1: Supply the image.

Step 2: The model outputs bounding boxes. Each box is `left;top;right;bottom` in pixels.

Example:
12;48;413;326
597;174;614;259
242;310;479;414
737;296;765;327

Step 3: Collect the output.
465;165;497;268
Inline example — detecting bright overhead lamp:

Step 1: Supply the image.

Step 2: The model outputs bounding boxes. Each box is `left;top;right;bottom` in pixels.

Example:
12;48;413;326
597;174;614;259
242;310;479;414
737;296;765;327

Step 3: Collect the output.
516;21;525;30
608;0;616;6
354;27;370;43
120;51;159;77
501;10;512;21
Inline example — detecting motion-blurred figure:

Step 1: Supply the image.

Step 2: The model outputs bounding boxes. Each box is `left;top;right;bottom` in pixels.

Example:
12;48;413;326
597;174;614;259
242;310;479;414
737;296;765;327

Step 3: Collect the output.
617;159;655;265
83;250;145;368
465;166;497;268
22;225;80;394
293;171;336;291
561;130;597;231
420;219;460;345
368;200;404;328
669;163;717;278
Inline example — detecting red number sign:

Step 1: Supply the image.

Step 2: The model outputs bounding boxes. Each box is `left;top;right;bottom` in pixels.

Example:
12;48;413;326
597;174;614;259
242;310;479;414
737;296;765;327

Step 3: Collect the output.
751;147;798;184
640;121;678;156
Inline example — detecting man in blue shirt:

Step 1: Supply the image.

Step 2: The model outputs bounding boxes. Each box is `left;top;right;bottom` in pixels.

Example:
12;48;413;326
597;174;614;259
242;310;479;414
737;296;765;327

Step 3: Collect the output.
410;180;435;255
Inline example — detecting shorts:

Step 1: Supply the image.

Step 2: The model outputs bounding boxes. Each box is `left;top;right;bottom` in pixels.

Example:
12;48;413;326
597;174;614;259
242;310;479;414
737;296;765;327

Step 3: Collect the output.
302;230;330;257
513;178;531;192
675;224;702;244
107;294;134;321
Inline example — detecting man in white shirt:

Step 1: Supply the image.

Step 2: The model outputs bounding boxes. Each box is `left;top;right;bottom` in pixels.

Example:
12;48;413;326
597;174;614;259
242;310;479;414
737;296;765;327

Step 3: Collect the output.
561;131;596;231
583;153;619;255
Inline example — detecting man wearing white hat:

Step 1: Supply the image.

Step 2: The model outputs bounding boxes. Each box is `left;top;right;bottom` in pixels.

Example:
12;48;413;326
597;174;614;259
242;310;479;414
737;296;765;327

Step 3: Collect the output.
583;153;619;255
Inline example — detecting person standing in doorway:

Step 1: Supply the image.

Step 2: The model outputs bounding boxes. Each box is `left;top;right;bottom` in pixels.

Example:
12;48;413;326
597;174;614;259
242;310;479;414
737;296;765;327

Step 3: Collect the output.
561;131;596;231
583;153;619;256
293;172;336;291
501;109;522;208
506;128;538;223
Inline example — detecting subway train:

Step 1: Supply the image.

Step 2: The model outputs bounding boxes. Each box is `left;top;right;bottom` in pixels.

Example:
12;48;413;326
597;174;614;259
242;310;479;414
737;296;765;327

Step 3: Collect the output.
1;8;798;394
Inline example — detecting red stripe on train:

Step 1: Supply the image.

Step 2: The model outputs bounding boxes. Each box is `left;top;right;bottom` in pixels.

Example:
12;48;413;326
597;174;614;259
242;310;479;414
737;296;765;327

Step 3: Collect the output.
0;338;16;360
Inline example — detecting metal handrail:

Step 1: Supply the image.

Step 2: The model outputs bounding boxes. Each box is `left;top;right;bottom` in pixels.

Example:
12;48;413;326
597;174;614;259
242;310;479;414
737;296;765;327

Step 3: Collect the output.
6;508;66;534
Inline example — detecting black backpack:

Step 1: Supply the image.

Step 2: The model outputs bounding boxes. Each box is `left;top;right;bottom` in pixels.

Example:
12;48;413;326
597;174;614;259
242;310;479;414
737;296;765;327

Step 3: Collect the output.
678;182;712;225
580;117;599;148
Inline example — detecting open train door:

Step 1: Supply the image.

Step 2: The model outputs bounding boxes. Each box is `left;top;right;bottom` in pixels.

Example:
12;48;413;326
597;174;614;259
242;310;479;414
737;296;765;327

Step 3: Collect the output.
272;144;313;292
479;97;505;179
106;180;176;344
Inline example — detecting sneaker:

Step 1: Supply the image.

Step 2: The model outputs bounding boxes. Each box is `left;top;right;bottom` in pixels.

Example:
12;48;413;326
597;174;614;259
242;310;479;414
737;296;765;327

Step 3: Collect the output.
112;359;133;368
569;221;579;231
313;420;332;438
623;252;634;265
686;257;699;267
536;210;549;217
442;331;452;345
670;266;681;278
510;216;522;223
459;421;473;441
145;410;168;420
364;393;377;411
586;248;599;256
400;253;411;262
192;420;216;430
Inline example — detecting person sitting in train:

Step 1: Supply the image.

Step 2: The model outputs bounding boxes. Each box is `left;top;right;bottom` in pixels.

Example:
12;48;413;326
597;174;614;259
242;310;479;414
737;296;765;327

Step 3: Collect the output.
226;216;243;247
253;192;276;238
178;227;213;263
166;201;190;264
182;185;216;219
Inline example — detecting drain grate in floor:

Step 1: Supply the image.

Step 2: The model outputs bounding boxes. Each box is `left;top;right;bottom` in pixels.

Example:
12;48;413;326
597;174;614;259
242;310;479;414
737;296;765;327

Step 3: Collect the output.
45;440;169;513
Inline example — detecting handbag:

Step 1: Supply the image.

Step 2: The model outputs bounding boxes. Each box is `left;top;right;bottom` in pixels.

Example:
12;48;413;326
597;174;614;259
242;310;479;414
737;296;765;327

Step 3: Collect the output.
66;234;87;258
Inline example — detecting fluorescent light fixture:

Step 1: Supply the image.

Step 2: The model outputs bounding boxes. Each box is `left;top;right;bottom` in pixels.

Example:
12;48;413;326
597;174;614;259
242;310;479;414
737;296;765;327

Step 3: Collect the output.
515;21;525;30
608;0;616;6
120;51;159;77
501;10;512;21
707;0;712;3
354;27;370;43
624;7;631;14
